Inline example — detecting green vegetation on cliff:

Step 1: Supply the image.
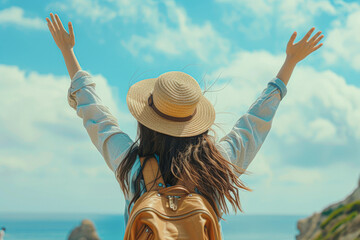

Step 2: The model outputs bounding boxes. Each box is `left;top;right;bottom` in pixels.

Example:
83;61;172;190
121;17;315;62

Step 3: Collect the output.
320;200;360;229
314;200;360;240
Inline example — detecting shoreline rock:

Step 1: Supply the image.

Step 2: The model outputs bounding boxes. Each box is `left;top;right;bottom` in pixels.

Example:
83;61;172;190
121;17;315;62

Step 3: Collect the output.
68;219;100;240
296;176;360;240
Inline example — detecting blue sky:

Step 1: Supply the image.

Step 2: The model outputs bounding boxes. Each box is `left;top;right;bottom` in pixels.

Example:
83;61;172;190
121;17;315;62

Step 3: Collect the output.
1;0;360;216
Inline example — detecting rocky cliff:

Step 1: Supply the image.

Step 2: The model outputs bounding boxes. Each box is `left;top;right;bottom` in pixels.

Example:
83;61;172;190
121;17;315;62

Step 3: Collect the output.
296;176;360;240
68;219;100;240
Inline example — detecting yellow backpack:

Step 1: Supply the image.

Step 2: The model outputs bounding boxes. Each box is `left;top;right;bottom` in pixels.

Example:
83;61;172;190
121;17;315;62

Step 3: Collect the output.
123;156;222;240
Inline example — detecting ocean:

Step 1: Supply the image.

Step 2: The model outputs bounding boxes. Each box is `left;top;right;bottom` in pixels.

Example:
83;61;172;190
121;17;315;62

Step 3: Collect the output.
0;213;305;240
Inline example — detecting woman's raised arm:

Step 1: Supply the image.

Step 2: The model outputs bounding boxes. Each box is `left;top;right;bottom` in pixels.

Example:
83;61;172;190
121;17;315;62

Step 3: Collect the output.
46;13;80;79
277;27;324;86
215;27;324;176
45;13;134;173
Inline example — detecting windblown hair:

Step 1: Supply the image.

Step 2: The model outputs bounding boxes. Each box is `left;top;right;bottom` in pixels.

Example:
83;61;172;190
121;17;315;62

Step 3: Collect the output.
116;122;252;218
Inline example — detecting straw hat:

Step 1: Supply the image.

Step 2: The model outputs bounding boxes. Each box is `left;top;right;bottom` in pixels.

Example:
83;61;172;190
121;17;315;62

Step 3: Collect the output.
126;71;215;137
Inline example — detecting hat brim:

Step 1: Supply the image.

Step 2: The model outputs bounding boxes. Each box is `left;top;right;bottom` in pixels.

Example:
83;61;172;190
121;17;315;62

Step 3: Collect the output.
126;77;216;137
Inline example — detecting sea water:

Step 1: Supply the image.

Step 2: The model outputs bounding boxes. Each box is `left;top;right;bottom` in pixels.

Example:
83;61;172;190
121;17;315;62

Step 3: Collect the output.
0;213;305;240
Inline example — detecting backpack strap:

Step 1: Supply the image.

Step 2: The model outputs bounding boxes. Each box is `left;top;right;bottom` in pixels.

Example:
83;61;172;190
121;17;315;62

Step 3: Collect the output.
140;156;165;192
176;178;197;193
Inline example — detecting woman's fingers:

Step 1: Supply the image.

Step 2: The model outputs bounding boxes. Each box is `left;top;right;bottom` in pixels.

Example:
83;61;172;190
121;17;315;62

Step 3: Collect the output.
308;31;322;44
46;13;75;50
50;13;60;31
46;18;54;33
312;34;324;46
46;17;56;38
55;14;66;33
301;27;315;42
311;43;323;53
287;31;297;47
68;22;74;39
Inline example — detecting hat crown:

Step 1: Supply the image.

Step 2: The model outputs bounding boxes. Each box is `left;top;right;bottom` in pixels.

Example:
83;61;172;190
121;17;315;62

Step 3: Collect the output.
152;71;202;118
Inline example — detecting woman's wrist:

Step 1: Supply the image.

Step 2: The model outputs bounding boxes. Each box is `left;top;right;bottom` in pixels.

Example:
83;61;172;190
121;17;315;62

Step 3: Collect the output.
61;48;74;57
61;48;81;80
276;56;297;87
284;55;298;66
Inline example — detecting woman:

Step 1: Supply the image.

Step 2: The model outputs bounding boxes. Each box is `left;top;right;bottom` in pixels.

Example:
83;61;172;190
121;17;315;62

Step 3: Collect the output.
46;13;323;238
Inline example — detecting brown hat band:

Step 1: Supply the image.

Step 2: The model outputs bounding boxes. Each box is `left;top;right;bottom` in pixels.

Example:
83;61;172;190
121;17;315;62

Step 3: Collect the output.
148;94;197;122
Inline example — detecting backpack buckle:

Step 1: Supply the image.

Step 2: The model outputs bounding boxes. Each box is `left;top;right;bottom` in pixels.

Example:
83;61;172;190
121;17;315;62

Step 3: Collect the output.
167;195;180;211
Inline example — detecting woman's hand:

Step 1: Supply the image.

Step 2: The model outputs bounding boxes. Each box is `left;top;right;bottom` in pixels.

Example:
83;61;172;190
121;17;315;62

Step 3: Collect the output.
46;13;81;79
276;27;324;87
46;13;75;53
286;27;324;64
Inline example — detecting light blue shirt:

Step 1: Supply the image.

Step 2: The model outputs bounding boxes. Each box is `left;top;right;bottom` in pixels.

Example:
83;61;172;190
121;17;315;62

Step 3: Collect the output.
68;70;287;237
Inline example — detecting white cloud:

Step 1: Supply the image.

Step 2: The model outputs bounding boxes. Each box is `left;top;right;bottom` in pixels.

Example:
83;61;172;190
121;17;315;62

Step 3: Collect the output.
333;0;360;13
121;0;230;63
276;166;323;185
216;0;336;38
206;50;360;147
0;6;46;30
0;64;135;213
49;0;230;63
241;157;360;215
279;0;336;28
47;0;116;22
308;118;337;143
323;7;360;70
0;65;127;145
226;145;359;215
48;0;162;25
113;0;162;26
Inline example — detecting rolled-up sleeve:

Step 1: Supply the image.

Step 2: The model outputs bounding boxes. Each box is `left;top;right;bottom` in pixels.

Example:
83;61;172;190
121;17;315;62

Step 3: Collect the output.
215;77;287;176
67;70;134;172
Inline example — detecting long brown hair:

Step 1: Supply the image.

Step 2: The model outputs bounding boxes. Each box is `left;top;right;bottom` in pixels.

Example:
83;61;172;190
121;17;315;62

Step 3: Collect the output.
116;121;252;218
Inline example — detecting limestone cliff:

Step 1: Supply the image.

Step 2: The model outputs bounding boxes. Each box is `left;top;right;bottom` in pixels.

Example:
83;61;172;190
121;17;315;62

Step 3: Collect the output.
296;176;360;240
68;219;100;240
